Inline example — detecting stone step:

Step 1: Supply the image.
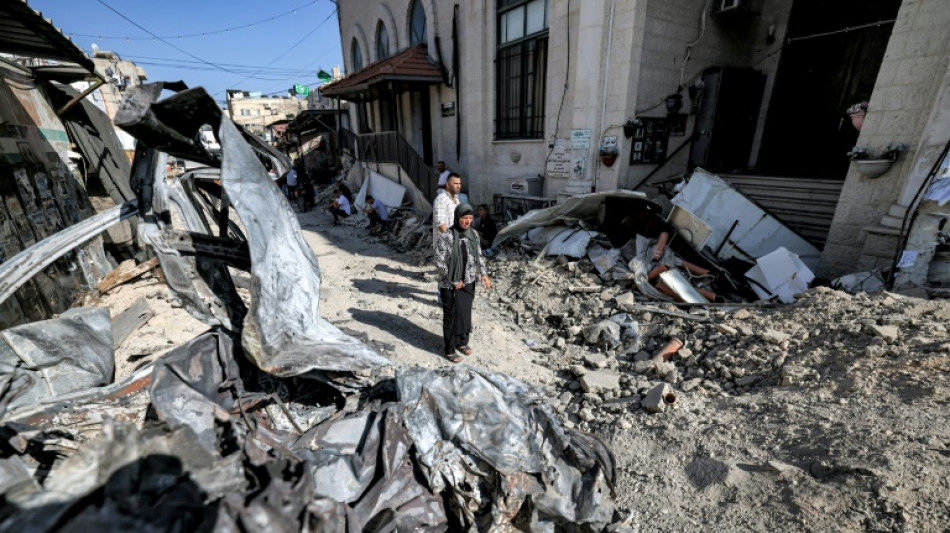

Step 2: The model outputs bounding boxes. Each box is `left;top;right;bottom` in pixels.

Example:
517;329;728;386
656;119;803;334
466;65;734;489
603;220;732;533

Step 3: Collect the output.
887;203;910;219
880;214;906;229
861;226;902;259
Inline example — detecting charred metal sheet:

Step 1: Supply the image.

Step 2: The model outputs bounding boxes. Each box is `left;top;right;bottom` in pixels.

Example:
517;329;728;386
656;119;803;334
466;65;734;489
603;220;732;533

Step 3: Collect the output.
116;84;390;374
397;365;616;530
0;308;113;410
133;147;246;331
0;201;137;307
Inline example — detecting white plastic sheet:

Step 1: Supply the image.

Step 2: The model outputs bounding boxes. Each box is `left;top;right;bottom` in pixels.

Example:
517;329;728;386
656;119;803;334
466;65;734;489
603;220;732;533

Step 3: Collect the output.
672;169;821;270
744;246;815;303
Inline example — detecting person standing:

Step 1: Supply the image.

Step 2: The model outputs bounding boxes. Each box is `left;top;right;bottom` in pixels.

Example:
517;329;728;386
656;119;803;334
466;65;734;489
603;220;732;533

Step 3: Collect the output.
285;165;298;201
434;203;491;362
432;173;461;249
436;160;451;190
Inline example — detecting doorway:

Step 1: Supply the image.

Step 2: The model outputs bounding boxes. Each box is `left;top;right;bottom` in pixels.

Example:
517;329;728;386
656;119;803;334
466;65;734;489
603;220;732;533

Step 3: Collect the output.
757;0;901;178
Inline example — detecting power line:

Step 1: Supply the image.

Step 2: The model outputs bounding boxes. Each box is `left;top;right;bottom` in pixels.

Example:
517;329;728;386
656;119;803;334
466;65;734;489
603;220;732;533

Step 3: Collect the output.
123;53;328;72
68;0;319;41
216;9;337;95
95;0;289;81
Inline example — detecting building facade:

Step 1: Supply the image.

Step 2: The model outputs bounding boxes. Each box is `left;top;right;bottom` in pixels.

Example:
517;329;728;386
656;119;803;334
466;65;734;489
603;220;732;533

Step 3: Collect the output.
329;0;949;278
226;90;308;138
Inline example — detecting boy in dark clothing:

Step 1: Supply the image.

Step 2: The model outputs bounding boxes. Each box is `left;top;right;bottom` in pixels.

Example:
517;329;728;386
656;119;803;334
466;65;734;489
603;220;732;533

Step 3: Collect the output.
474;204;498;250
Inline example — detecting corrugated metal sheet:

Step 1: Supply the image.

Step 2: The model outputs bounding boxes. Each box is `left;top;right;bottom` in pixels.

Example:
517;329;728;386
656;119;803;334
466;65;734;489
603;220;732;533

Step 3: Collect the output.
719;175;845;249
0;1;94;72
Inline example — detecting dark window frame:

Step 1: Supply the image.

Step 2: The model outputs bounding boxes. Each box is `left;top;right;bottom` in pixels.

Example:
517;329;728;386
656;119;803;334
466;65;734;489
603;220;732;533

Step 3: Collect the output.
495;0;548;140
351;38;363;71
376;21;390;60
409;0;427;46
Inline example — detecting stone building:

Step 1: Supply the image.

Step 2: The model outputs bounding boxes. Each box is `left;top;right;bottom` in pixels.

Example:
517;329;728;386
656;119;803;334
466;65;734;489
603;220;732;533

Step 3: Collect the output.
226;90;308;138
325;0;949;279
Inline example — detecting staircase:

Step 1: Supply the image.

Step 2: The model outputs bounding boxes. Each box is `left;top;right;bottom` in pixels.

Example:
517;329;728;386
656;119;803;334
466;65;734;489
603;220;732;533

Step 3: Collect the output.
858;202;909;270
340;129;439;202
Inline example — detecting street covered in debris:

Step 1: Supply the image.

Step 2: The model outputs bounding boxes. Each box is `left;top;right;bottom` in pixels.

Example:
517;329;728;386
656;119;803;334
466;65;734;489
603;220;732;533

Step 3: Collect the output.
2;0;950;531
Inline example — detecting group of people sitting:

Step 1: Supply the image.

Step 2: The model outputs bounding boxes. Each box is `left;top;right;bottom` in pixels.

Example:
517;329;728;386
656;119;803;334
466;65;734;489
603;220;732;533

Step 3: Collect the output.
325;182;390;234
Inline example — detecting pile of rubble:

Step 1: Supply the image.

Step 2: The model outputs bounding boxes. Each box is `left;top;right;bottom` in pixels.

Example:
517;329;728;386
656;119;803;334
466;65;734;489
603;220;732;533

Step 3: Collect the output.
0;85;627;531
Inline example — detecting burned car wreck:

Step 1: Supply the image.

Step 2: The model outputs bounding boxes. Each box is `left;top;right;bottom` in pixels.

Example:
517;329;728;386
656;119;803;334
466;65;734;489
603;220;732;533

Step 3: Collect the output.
0;84;622;532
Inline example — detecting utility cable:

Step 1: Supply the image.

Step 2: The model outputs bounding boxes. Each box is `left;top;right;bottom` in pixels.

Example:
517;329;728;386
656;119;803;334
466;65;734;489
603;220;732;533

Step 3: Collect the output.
95;0;275;80
215;9;337;95
70;0;320;41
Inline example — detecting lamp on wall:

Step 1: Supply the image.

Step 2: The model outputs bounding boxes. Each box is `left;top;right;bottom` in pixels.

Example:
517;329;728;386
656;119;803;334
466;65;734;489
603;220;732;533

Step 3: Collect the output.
664;93;683;115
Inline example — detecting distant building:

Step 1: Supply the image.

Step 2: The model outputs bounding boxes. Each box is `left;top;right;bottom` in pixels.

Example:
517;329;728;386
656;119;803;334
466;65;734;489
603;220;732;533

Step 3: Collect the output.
226;90;307;138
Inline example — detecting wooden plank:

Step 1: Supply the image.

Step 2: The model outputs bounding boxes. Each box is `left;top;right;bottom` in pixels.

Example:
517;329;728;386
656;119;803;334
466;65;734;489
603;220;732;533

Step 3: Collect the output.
96;258;160;294
112;297;154;349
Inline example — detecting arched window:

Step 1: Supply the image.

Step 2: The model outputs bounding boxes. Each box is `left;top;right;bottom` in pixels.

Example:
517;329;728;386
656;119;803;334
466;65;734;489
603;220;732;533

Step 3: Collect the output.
409;0;427;46
376;21;390;59
351;37;363;71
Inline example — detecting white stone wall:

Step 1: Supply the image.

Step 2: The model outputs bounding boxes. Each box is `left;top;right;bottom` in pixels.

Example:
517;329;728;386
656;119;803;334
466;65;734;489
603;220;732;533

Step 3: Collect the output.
337;0;798;207
820;0;950;275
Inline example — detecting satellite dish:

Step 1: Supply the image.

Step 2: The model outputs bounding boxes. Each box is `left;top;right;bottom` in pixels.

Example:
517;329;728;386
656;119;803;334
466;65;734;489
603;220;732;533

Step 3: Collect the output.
91;43;100;53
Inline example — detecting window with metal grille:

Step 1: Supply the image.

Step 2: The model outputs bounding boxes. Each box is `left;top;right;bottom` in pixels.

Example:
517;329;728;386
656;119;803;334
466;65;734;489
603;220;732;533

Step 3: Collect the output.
496;0;548;140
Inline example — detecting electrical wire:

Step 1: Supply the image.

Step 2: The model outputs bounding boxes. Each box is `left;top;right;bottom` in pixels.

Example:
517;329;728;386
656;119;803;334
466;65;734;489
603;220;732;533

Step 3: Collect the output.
68;0;320;41
95;0;276;80
214;9;337;95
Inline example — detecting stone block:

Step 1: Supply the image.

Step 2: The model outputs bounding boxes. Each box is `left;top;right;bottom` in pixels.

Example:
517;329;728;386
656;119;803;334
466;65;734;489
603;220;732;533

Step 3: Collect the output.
579;371;621;394
868;324;899;343
641;383;673;413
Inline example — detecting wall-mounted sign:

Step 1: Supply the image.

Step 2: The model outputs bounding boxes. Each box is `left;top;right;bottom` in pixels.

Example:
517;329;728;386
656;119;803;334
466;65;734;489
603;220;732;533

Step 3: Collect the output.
628;117;668;164
546;138;570;178
570;129;591;149
441;101;456;117
603;135;618;149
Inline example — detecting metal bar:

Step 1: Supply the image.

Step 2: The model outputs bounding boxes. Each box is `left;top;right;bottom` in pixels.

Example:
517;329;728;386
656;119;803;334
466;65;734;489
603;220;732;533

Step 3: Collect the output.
0;201;139;306
55;77;106;115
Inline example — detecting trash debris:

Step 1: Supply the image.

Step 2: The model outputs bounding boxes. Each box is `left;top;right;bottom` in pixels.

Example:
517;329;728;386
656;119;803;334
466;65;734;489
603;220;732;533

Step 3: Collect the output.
829;271;886;293
744;246;815;303
0;308;113;411
96;257;160;294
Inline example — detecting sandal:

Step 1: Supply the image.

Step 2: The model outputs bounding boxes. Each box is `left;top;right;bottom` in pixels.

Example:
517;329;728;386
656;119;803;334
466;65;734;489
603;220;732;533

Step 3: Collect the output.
456;345;473;356
443;350;462;363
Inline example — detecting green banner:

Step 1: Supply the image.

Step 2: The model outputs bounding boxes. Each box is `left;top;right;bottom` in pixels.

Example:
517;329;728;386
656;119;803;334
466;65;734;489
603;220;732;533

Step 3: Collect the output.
293;84;311;96
317;69;332;82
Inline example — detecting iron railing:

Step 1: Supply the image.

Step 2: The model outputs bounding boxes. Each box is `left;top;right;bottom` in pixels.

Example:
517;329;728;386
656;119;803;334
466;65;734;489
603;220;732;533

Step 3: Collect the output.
341;129;439;202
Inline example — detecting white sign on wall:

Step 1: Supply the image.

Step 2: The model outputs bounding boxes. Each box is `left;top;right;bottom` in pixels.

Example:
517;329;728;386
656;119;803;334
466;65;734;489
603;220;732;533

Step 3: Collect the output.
546;138;570;178
570;129;591;149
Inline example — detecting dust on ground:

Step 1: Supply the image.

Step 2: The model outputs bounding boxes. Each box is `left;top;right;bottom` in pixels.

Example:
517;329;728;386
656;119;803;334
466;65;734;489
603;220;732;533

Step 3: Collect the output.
95;205;950;532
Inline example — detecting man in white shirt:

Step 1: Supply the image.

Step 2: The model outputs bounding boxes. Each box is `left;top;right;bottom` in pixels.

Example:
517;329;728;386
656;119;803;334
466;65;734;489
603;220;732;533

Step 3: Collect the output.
329;191;351;225
436;161;451;190
362;195;389;231
432;173;461;249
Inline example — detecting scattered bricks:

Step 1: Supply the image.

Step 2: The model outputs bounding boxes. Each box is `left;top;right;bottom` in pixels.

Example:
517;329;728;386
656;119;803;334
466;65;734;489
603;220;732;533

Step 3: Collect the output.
584;353;608;369
614;291;636;309
554;337;566;349
579;371;621;393
735;375;761;387
570;364;588;376
864;345;887;357
732;309;752;320
868;324;899;343
780;365;818;386
760;329;790;345
681;378;702;392
737;325;754;336
642;383;675;413
653;361;676;376
716;324;738;336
